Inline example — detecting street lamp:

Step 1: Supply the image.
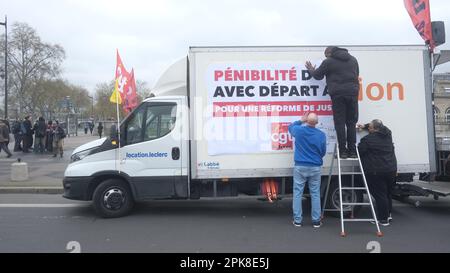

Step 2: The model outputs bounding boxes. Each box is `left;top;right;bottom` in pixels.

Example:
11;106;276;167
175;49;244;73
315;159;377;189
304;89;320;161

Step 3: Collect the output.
0;16;7;119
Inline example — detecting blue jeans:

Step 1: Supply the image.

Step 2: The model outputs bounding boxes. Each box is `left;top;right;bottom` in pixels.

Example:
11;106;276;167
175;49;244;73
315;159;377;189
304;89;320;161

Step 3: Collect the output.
293;165;322;224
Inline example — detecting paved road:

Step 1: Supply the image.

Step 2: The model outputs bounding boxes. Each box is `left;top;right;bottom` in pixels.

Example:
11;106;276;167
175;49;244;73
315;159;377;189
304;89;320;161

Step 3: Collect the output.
0;194;449;253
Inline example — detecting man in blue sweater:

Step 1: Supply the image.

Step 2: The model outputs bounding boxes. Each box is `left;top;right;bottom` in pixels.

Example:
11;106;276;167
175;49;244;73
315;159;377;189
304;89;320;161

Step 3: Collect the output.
288;112;327;228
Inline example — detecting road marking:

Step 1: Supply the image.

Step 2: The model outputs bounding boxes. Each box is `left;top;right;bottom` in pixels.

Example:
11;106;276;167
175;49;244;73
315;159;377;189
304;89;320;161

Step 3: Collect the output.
0;204;90;208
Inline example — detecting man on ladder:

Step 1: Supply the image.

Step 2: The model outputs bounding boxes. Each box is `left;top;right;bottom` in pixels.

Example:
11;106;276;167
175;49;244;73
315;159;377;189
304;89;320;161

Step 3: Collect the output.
306;46;360;159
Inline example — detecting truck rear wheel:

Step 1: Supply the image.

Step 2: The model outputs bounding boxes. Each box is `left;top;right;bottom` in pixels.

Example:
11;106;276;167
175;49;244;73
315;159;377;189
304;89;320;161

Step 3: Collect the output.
92;179;134;218
324;178;363;218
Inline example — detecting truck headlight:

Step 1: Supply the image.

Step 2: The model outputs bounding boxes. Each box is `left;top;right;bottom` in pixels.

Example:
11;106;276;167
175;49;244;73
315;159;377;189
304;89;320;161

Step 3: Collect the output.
70;148;96;163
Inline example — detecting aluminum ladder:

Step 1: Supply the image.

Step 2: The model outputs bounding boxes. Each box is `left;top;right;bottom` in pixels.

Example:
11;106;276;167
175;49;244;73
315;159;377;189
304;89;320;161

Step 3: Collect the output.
322;143;383;237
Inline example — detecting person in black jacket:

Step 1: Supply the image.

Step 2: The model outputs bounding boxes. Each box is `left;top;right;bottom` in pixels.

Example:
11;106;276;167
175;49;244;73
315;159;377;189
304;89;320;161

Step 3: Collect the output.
12;119;23;152
306;46;360;158
358;119;397;226
33;117;46;154
22;115;33;153
97;122;104;139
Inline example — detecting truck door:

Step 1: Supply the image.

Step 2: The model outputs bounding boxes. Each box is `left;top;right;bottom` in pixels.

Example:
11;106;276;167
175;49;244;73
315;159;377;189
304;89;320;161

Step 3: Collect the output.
121;100;183;199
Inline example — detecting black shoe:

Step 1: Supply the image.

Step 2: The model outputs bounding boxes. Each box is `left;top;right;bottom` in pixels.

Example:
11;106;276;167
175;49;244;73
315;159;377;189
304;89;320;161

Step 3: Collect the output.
370;220;390;226
7;154;12;158
312;221;322;228
339;151;348;159
53;154;57;157
348;152;358;159
293;221;302;227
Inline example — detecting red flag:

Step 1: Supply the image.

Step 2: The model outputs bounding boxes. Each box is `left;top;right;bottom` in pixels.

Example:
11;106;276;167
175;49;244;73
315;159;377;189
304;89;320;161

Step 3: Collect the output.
404;0;434;50
123;68;138;114
110;50;132;104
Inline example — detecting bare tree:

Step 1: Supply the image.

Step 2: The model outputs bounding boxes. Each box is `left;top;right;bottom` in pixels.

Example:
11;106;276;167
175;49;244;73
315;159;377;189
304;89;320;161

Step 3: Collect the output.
94;81;125;120
0;22;65;116
32;79;91;120
136;80;152;100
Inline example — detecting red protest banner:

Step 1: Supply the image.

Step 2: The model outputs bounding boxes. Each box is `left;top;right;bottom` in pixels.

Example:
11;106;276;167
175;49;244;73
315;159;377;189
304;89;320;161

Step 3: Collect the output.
123;68;138;114
404;0;434;50
110;50;132;104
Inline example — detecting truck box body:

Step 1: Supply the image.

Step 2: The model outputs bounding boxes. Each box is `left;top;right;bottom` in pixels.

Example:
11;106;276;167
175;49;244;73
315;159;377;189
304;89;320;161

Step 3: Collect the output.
188;46;435;180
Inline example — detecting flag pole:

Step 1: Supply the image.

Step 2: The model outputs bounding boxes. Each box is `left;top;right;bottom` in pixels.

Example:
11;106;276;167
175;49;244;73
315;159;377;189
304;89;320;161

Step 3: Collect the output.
116;85;121;174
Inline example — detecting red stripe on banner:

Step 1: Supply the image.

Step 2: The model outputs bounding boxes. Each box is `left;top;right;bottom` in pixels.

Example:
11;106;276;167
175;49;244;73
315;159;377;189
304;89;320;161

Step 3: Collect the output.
213;101;333;117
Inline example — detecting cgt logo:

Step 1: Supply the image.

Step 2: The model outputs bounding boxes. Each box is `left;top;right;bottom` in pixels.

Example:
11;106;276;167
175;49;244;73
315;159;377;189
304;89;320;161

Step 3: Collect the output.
271;122;293;150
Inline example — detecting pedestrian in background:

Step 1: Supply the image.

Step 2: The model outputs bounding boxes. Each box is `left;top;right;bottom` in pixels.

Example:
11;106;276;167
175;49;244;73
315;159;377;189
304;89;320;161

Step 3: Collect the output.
52;121;66;158
89;122;94;135
0;119;12;158
22;115;33;153
45;120;53;153
33;117;46;154
97;122;104;138
12;119;23;152
288;112;327;228
84;122;88;134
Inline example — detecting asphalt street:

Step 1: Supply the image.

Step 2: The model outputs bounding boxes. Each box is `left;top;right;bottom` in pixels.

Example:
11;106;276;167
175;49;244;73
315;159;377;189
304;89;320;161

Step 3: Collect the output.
0;194;449;253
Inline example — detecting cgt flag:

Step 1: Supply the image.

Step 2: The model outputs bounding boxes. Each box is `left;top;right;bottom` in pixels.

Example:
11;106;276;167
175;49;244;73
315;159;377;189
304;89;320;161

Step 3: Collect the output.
123;68;138;114
110;50;131;104
404;0;434;50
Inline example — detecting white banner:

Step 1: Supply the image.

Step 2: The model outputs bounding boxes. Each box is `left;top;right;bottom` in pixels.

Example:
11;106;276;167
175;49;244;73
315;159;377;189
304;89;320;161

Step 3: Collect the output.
206;62;336;155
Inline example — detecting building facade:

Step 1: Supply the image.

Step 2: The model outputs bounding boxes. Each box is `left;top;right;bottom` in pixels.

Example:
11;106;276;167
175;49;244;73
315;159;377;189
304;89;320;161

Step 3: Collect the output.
433;73;450;176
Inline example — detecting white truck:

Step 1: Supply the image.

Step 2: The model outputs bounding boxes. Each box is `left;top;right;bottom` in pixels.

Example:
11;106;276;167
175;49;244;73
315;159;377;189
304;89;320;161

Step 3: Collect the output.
63;45;442;218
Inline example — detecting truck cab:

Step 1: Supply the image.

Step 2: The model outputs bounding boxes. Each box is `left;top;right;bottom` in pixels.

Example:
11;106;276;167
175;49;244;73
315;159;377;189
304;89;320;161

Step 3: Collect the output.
64;58;191;218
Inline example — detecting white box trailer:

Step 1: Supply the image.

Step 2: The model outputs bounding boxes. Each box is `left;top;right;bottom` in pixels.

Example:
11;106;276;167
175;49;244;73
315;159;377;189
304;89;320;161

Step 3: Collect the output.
63;45;439;218
189;45;435;178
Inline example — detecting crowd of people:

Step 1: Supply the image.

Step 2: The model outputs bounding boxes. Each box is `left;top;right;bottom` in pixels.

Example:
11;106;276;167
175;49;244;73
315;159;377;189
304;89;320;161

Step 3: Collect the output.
0;116;66;158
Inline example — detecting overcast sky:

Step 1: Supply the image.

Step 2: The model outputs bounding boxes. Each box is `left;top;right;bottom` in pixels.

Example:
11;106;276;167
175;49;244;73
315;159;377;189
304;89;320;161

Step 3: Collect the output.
2;0;450;94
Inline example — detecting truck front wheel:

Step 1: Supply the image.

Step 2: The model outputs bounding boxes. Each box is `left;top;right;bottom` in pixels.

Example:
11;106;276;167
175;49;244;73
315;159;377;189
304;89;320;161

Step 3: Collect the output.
92;179;134;218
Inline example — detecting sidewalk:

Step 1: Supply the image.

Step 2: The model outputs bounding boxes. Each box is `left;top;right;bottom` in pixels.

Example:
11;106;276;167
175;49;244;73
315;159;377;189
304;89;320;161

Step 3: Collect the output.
0;134;99;194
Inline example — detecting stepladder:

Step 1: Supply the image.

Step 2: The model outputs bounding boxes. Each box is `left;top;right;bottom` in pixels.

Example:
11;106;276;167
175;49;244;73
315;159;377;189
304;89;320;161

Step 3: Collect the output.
322;144;383;237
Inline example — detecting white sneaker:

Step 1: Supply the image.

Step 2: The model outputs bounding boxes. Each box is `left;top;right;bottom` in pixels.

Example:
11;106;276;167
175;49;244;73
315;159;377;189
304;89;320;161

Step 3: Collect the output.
388;214;393;222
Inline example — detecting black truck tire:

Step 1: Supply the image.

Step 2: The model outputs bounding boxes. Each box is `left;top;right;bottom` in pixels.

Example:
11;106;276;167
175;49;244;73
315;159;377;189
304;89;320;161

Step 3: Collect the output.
92;179;134;218
323;178;363;218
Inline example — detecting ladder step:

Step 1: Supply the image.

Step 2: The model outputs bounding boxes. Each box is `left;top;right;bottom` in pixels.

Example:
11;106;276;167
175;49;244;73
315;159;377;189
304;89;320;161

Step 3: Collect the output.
322;208;353;212
342;202;371;206
341;172;362;175
339;158;359;161
341;187;367;190
343;219;375;222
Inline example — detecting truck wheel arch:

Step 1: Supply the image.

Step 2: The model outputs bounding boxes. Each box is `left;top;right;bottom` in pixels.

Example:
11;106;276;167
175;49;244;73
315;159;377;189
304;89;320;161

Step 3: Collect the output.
88;171;138;201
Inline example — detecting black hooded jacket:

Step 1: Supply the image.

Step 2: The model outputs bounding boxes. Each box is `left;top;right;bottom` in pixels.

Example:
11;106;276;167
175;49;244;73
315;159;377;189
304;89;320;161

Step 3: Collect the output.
358;125;397;174
310;47;359;98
